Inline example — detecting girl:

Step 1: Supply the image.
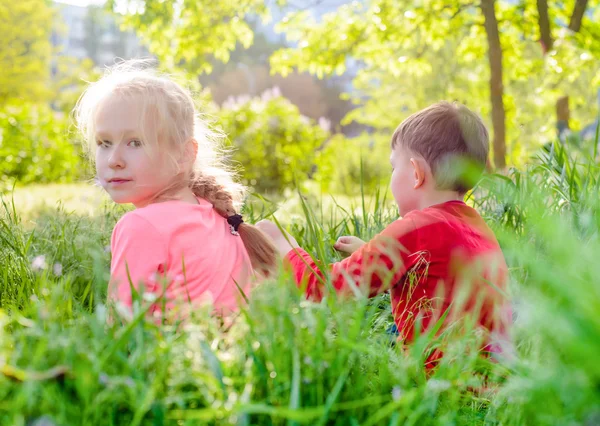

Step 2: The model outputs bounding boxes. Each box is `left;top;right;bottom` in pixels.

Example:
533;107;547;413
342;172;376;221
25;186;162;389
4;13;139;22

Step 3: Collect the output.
74;60;276;320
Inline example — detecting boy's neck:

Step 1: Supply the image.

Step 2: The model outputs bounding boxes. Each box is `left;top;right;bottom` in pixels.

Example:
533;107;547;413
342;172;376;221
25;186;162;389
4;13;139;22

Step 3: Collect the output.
418;190;463;210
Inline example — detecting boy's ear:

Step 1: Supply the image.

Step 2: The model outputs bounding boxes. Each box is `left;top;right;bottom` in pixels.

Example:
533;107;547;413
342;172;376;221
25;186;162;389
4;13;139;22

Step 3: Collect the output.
410;157;427;189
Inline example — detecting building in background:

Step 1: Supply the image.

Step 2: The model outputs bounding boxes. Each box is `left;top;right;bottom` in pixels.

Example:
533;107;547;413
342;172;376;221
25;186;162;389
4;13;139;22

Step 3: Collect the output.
51;1;148;68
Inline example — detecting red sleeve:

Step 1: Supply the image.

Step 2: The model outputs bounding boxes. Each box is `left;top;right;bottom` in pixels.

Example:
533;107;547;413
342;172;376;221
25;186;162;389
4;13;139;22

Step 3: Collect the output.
285;217;420;301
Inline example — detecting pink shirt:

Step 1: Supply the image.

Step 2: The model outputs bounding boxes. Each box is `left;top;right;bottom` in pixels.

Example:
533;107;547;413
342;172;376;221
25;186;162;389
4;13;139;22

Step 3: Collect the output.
109;198;252;317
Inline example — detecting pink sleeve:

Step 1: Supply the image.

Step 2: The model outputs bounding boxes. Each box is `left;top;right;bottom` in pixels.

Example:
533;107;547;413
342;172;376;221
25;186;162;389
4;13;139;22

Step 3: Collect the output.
109;213;167;309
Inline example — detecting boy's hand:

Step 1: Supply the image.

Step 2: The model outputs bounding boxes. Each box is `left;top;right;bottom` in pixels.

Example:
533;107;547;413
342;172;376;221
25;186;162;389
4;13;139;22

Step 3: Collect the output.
334;236;366;254
255;220;300;257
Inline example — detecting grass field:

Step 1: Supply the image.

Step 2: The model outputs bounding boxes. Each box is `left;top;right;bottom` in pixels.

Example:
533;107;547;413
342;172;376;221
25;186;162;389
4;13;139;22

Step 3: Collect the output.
1;141;599;425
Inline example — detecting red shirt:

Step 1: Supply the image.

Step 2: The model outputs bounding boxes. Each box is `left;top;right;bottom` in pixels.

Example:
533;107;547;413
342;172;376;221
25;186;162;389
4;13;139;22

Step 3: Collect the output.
286;201;511;356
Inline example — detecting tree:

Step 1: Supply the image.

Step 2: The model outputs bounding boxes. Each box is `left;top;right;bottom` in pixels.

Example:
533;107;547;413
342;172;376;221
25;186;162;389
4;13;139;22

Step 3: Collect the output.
109;0;600;167
112;2;354;133
481;0;506;168
537;0;553;52
269;0;514;167
534;0;591;134
270;0;600;167
107;0;269;73
570;0;589;32
50;56;99;114
529;0;600;138
0;0;54;107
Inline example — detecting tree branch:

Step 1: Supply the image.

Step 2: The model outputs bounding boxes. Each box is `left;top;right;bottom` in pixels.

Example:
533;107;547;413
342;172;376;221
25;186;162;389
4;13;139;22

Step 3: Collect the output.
449;3;475;20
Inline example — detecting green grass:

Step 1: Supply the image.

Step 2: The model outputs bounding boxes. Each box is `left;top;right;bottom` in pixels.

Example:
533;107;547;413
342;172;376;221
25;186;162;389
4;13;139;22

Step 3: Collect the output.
9;183;107;224
1;140;600;425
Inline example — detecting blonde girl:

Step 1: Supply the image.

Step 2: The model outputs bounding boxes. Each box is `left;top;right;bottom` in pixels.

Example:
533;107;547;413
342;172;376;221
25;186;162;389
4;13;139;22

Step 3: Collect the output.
74;60;276;319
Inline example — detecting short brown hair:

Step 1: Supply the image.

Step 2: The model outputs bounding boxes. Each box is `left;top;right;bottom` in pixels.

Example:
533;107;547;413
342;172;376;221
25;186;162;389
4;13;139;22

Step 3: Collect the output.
391;101;489;193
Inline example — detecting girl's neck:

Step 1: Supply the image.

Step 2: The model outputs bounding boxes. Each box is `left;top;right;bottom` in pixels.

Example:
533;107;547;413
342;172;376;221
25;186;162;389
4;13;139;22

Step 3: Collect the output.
173;186;201;205
134;186;199;209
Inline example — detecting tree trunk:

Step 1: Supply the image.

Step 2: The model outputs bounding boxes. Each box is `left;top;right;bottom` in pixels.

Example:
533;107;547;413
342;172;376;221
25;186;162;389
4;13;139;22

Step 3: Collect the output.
555;0;588;134
481;0;506;169
569;0;588;32
536;0;553;52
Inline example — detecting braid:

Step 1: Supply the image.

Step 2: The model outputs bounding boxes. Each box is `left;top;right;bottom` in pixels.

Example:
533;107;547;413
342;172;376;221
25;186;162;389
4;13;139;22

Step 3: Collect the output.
190;172;277;276
190;173;236;218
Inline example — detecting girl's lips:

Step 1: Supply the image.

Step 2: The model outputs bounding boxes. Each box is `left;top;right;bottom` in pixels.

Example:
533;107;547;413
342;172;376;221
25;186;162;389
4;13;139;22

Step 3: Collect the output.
108;179;132;186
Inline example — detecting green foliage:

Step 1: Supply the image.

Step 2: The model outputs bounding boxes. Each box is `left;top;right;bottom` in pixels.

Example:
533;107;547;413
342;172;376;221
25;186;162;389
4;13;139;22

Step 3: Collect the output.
468;140;600;425
270;0;600;164
217;91;338;194
0;102;85;188
107;0;269;73
50;56;101;115
0;198;114;309
0;0;54;107
319;132;392;195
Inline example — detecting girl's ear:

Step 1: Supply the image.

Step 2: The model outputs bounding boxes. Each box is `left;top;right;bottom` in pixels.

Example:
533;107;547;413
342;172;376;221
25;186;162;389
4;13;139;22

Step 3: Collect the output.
181;138;198;166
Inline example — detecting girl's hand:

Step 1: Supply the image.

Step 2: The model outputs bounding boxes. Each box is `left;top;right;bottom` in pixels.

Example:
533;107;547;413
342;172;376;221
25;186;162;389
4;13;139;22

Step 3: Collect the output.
334;236;366;254
255;220;299;257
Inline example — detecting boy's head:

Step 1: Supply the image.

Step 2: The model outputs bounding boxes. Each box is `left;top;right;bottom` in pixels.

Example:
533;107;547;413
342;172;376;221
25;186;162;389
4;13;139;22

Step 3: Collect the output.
389;101;489;215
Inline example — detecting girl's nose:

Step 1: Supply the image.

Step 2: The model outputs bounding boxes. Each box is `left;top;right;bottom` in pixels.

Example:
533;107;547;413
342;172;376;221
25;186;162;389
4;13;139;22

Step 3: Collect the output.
107;145;125;169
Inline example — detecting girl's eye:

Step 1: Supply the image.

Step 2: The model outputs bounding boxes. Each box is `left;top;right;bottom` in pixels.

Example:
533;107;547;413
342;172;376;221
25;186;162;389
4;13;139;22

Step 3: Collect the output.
128;139;142;148
97;140;110;148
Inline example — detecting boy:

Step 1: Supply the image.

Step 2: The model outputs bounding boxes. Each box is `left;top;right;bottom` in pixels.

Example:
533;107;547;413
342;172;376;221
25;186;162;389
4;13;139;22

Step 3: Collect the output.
257;101;511;366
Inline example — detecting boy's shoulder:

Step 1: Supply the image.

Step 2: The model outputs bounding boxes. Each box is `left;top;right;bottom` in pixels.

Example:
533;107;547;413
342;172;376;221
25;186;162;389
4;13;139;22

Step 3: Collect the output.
406;201;497;244
399;201;489;235
406;200;480;223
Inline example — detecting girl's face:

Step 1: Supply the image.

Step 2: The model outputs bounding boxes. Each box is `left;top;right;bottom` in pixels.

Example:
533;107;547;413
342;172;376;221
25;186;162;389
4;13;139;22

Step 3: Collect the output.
94;93;180;208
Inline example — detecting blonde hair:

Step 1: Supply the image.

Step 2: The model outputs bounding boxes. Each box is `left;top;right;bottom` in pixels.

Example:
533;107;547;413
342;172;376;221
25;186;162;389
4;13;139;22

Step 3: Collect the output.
74;59;276;274
392;101;489;193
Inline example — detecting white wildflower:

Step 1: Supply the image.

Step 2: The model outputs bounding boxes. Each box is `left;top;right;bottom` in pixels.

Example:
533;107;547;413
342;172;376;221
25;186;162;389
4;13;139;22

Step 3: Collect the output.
426;379;451;393
31;255;47;272
53;263;63;276
142;291;158;303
